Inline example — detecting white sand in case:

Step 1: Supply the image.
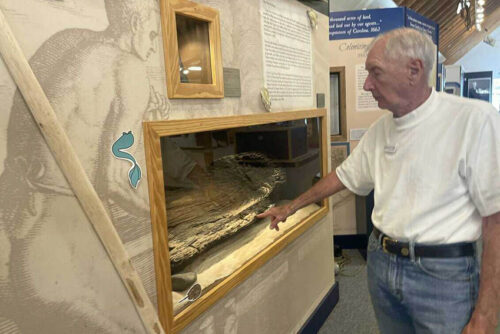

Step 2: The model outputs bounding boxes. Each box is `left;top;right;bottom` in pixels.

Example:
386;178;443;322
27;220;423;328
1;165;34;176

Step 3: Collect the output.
173;201;320;313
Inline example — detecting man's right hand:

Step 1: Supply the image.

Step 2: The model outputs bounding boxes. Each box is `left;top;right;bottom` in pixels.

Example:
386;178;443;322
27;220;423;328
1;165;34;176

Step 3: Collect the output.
256;204;295;231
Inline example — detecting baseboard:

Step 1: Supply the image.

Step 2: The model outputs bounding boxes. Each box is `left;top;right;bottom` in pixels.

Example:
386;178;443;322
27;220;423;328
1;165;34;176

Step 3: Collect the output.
334;234;368;250
298;282;339;334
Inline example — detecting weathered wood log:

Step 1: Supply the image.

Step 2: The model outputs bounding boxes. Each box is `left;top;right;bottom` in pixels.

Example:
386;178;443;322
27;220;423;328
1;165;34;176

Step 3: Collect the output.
166;153;284;273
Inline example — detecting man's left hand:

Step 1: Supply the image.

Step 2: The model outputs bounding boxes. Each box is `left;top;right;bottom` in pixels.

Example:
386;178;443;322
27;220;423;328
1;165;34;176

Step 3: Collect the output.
462;311;497;334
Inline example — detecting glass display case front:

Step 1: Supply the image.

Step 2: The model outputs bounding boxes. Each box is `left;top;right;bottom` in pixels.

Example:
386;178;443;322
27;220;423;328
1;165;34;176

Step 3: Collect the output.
143;109;328;332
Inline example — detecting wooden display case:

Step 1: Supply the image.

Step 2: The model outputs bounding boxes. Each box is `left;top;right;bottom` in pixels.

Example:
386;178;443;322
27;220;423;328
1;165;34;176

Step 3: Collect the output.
143;109;329;333
160;0;224;98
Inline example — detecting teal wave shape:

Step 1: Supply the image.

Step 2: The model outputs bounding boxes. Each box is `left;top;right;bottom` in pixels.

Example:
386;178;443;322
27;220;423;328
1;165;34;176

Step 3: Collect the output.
111;131;142;188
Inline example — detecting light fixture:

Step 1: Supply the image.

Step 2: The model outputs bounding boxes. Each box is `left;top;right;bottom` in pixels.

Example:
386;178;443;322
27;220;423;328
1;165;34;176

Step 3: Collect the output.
475;0;486;31
458;0;472;30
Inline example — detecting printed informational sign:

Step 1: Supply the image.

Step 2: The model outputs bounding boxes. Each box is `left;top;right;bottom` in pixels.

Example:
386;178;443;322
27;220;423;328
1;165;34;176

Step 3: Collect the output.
329;8;404;40
329;8;438;44
261;0;314;110
330;8;439;87
405;8;438;44
355;64;379;111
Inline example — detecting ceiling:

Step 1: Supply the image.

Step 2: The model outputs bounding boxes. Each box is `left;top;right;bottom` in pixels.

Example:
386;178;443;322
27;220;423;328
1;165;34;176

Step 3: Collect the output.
393;0;500;64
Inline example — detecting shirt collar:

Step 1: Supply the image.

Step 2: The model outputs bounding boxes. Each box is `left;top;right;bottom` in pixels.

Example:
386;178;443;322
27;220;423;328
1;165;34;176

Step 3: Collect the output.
392;89;436;129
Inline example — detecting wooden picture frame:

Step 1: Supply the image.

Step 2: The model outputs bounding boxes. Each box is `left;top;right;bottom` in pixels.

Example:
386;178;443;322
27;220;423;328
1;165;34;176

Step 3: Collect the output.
330;66;347;141
143;109;329;333
160;0;224;98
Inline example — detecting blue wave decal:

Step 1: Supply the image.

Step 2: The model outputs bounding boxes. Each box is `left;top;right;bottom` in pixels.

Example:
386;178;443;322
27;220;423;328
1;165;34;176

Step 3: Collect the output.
111;131;142;189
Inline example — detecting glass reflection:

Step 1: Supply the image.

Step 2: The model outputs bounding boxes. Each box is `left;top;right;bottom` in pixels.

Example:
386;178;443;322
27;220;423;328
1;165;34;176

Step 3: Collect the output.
161;118;323;314
176;14;212;84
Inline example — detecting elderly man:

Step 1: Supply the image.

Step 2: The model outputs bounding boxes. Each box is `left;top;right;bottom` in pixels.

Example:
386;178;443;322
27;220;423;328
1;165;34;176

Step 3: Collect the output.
258;28;500;333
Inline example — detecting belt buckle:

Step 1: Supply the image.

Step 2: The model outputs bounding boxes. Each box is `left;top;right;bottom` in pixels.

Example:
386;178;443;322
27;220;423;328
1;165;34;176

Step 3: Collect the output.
382;236;410;256
382;236;397;254
382;237;390;253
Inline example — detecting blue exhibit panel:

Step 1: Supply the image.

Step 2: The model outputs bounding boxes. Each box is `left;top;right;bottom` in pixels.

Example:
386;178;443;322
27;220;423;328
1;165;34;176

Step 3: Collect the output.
405;8;438;44
329;8;405;40
330;7;438;46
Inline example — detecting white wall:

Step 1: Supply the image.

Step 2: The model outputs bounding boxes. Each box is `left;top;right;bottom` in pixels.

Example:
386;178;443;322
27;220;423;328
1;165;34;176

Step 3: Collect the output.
454;26;500;79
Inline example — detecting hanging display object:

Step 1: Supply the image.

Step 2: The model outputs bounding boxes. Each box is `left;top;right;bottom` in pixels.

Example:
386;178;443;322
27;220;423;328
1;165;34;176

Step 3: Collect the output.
260;87;272;112
160;0;224;98
307;9;318;30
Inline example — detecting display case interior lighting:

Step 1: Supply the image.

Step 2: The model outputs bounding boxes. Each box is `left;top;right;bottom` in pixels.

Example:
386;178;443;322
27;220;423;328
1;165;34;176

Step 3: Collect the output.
475;0;485;31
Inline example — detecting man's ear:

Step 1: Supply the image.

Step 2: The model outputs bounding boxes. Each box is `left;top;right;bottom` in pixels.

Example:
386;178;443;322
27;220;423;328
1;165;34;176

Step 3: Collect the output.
408;58;424;85
130;13;140;34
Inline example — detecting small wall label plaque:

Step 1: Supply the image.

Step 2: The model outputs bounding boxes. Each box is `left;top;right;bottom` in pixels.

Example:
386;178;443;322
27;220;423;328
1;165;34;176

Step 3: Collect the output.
316;93;325;108
223;67;241;97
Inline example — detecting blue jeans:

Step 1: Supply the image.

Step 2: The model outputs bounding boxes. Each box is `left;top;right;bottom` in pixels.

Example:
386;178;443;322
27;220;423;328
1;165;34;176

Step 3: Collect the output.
367;232;479;334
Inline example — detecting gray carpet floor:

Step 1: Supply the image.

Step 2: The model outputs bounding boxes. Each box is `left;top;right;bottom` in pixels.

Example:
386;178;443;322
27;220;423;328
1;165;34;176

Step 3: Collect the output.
319;250;379;334
319;249;500;334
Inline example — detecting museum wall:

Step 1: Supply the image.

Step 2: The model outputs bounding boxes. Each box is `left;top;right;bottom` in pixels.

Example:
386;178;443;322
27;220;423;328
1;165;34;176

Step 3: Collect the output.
0;0;333;333
329;37;388;152
329;37;388;235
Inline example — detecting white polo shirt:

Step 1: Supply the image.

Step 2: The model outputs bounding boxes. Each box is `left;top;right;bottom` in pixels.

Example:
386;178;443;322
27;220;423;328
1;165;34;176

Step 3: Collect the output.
336;90;500;244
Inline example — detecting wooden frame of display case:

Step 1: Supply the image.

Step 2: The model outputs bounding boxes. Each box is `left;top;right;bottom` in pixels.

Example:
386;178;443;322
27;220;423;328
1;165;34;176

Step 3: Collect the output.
330;66;347;142
160;0;224;98
143;109;329;333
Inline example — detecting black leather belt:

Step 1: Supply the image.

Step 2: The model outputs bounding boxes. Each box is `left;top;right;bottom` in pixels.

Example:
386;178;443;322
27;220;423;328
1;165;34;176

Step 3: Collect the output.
372;227;475;258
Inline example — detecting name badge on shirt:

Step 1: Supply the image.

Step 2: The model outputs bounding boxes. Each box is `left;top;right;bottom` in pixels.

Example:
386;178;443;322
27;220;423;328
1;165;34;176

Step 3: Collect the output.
384;144;398;154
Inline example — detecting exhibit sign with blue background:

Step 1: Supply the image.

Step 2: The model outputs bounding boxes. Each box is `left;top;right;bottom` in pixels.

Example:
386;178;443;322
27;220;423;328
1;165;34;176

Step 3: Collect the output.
329;7;439;88
329;7;438;45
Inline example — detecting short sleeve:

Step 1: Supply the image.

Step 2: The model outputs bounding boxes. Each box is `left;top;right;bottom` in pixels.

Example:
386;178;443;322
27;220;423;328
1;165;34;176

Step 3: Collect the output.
336;130;375;196
468;110;500;217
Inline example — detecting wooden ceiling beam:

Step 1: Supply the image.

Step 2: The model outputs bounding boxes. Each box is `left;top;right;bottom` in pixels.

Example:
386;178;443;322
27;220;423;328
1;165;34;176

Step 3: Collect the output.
439;15;466;41
441;22;470;52
412;0;433;14
431;7;454;23
440;6;467;28
420;1;450;18
400;0;420;9
444;5;500;64
428;1;458;24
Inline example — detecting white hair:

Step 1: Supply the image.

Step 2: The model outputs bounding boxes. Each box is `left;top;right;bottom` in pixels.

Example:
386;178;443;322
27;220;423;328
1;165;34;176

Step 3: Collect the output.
368;28;435;79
